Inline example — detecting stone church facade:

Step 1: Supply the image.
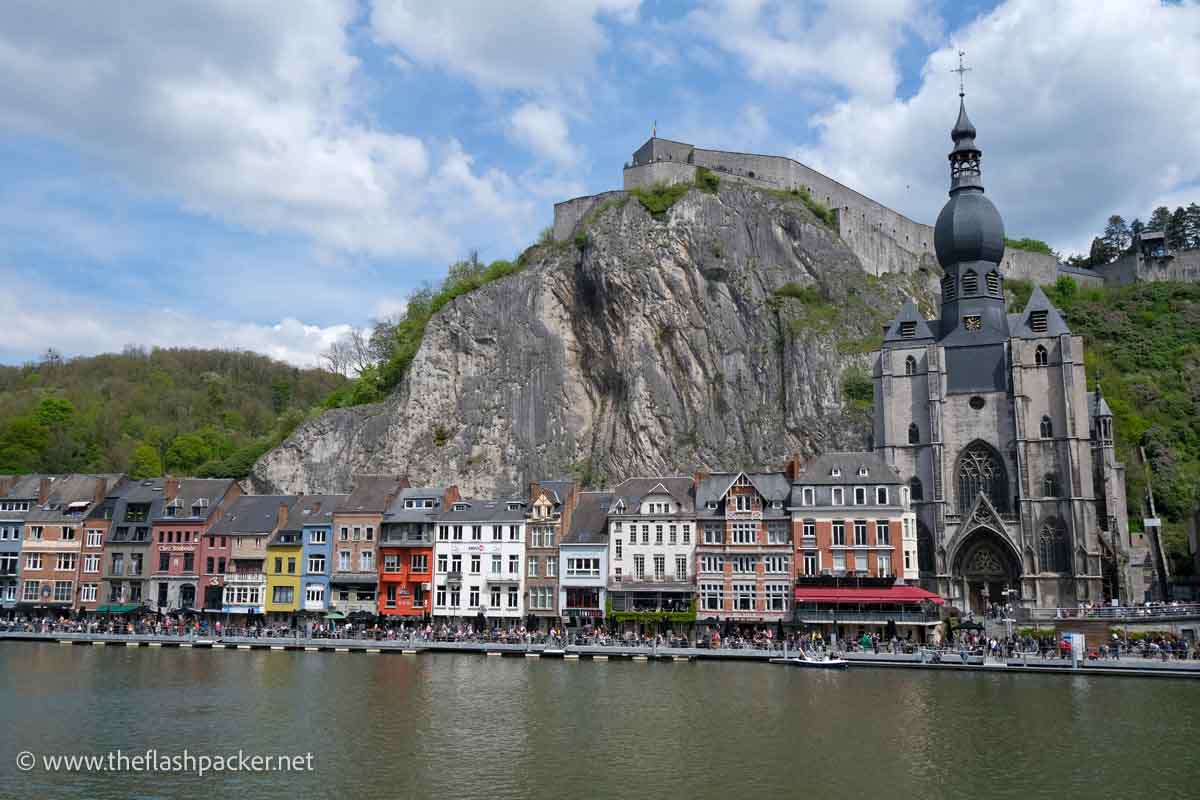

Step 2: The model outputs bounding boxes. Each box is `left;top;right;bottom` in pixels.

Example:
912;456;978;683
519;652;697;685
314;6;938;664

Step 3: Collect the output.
872;96;1152;612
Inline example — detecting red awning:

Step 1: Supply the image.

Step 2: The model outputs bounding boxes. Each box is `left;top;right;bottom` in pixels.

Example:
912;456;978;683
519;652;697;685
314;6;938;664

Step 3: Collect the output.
793;586;945;605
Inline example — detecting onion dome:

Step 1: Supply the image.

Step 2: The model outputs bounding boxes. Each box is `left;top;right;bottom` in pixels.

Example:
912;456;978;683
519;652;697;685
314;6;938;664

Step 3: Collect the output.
933;97;1005;269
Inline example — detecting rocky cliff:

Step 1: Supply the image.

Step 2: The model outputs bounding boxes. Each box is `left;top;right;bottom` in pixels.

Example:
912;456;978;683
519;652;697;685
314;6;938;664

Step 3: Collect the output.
251;182;937;496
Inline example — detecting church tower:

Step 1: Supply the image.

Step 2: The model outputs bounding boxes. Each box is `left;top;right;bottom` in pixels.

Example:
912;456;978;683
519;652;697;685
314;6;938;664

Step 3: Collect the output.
871;84;1151;612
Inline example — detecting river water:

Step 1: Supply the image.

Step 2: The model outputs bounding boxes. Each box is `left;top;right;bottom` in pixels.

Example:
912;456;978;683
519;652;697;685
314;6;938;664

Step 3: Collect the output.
0;643;1194;799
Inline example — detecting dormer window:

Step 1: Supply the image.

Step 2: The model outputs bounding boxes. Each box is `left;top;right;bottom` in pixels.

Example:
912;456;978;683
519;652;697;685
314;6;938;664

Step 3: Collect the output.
899;321;916;339
706;502;717;510
452;503;469;511
771;500;783;509
857;466;869;477
1030;310;1048;333
404;500;415;509
830;467;841;478
507;502;521;511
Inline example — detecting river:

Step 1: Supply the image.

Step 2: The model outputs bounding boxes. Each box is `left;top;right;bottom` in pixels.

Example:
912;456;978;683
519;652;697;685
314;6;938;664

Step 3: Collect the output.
0;643;1194;799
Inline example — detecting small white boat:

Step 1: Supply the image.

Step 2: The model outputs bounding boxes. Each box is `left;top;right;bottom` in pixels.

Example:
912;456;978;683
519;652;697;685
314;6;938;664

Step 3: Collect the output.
770;652;849;669
542;648;567;656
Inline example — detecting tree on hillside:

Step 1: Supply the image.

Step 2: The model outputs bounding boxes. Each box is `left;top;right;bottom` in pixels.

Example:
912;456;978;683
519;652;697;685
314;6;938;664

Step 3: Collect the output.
1167;206;1189;250
1088;237;1114;267
1129;218;1145;246
129;443;162;479
1103;215;1130;256
1185;203;1200;250
1146;206;1172;233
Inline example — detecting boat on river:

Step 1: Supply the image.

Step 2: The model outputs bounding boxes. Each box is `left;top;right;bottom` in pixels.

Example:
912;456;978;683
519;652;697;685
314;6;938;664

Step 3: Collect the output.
769;651;848;669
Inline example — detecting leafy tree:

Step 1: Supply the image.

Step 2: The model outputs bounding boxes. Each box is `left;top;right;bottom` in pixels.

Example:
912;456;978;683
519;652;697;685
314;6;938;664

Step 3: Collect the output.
270;379;293;414
165;433;212;474
1129;217;1145;245
1088;236;1114;266
35;396;74;427
1166;206;1189;250
129;443;163;479
1146;206;1171;233
1102;215;1130;255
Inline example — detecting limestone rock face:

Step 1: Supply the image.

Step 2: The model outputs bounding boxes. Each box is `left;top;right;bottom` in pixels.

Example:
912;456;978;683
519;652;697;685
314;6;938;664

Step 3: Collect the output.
251;184;932;495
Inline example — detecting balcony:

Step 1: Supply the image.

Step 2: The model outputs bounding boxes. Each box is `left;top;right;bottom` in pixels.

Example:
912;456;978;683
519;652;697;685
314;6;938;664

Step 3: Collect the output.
792;609;940;624
224;572;266;585
330;571;377;584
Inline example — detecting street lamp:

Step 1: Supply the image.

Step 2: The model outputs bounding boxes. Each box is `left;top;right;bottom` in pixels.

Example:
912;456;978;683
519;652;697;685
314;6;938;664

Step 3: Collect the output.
1000;584;1017;653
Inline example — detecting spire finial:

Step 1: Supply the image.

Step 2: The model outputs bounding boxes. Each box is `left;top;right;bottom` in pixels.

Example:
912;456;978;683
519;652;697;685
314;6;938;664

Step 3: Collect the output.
952;50;971;98
652;119;657;138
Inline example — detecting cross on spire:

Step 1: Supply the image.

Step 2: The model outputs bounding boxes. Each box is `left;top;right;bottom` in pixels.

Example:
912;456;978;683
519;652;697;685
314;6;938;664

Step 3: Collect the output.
952;50;972;98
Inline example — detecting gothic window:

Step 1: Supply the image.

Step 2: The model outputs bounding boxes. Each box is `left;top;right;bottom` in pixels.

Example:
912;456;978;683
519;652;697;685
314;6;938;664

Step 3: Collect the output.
942;275;957;301
1035;345;1048;367
909;477;924;502
904;355;917;376
1040;415;1053;438
1043;473;1060;497
908;423;920;444
985;271;1000;296
916;521;935;574
962;270;978;294
955;441;1009;514
1038;518;1069;573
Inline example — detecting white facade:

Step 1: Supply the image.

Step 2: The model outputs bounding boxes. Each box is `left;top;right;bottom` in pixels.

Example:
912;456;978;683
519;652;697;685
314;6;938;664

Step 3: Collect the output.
433;512;526;621
558;543;608;621
607;492;695;587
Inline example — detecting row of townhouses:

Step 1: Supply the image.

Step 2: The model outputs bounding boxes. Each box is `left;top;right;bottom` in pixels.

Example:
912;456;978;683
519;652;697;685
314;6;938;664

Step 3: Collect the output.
0;452;946;638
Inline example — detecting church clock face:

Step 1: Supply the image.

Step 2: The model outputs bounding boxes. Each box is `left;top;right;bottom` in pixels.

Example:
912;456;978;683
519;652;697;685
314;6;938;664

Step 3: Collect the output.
963;315;982;331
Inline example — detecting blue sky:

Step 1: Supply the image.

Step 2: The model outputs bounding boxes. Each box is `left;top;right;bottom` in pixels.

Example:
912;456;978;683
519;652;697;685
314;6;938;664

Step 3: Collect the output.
1;0;1198;366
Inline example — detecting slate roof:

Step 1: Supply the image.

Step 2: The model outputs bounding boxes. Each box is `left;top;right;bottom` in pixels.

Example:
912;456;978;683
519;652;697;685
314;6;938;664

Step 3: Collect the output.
1088;387;1114;419
154;478;236;523
382;487;448;524
882;299;936;347
436;498;527;524
207;495;297;536
695;472;791;518
104;478;167;543
791;452;902;486
1008;286;1072;339
561;492;612;545
337;476;405;514
27;474;124;523
531;479;576;507
0;474;57;500
608;477;695;514
281;495;346;532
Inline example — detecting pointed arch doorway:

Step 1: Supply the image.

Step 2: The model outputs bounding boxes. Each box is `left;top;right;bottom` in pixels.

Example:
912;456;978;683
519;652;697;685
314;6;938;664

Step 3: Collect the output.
953;527;1021;614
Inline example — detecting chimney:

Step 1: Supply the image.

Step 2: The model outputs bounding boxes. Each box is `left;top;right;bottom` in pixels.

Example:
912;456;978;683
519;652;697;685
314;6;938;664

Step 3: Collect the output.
443;485;461;508
38;477;52;505
693;470;706;487
0;476;15;496
164;477;181;502
93;477;108;505
276;502;290;531
784;453;805;482
528;480;541;504
398;474;412;490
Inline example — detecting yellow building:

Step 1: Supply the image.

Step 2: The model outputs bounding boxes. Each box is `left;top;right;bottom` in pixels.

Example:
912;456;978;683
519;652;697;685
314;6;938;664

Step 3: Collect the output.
265;528;302;617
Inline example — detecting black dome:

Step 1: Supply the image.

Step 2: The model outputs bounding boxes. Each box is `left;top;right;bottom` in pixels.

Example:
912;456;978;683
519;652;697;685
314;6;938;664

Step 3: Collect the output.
934;189;1005;268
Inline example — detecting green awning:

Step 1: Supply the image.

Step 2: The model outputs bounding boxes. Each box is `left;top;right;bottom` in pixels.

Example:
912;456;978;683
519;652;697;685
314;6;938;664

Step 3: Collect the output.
323;612;346;620
96;603;139;614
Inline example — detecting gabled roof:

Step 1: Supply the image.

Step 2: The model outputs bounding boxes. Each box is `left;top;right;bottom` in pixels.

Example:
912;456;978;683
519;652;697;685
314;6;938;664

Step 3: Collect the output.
531;479;576;506
281;495;346;531
792;452;901;486
1087;386;1113;418
882;299;936;347
609;477;695;513
1010;286;1071;339
336;475;405;515
0;474;57;500
26;474;123;523
154;478;237;523
207;495;297;536
695;472;790;512
562;492;612;545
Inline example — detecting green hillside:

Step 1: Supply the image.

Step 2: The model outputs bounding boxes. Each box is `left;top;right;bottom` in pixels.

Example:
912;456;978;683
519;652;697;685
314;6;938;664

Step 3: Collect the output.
0;347;345;480
1008;278;1200;573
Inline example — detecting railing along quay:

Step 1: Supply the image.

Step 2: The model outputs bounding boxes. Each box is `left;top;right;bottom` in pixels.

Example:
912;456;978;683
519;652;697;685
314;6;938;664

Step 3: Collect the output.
1024;604;1200;623
2;631;1199;677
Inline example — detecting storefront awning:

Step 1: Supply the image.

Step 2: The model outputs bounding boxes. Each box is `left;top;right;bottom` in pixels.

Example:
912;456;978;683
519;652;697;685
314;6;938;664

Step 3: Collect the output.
793;586;944;605
94;604;141;613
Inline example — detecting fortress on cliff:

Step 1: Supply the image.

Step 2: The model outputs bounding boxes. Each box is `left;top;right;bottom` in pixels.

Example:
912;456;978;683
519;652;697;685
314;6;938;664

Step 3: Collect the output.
552;137;1200;290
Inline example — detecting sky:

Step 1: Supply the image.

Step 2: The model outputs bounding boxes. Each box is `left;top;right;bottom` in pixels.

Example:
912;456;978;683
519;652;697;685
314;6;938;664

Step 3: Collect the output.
2;0;1198;367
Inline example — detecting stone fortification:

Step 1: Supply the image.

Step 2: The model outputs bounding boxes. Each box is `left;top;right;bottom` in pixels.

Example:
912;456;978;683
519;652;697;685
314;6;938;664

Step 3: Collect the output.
1094;250;1200;287
554;138;1061;286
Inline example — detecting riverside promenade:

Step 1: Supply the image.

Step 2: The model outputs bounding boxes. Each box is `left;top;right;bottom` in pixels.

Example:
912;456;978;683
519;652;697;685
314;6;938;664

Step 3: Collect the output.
3;630;1198;678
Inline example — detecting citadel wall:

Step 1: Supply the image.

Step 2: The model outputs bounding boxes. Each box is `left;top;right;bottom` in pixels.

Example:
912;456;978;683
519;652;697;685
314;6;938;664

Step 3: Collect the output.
1094;251;1200;287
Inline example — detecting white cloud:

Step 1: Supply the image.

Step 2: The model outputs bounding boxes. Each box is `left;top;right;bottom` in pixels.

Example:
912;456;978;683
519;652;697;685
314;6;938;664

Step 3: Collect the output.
509;103;577;166
797;0;1200;255
688;0;941;102
0;0;533;262
371;0;641;93
0;268;347;367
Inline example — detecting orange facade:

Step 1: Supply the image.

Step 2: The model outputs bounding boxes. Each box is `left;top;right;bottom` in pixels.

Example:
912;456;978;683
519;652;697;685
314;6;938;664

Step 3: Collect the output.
378;546;432;616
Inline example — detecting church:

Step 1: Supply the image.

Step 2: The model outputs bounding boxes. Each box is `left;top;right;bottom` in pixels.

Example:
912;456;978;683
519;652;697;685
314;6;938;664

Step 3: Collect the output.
872;94;1152;612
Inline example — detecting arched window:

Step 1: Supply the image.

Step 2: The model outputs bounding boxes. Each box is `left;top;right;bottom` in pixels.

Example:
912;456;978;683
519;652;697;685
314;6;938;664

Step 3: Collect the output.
917;521;935;574
962;270;978;294
905;355;917;376
909;477;924;502
1035;345;1048;367
908;423;920;444
1043;473;1060;497
985;271;1000;296
956;440;1009;514
1038;518;1069;573
942;275;956;301
1040;415;1053;438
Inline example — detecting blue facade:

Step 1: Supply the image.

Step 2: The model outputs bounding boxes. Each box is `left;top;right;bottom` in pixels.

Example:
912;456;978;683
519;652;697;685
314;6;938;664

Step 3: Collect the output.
0;516;24;611
301;522;333;613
